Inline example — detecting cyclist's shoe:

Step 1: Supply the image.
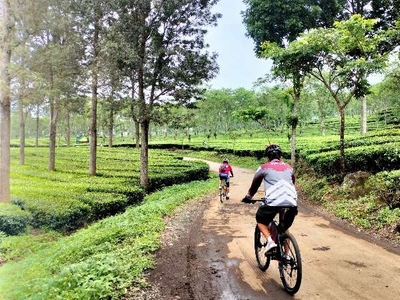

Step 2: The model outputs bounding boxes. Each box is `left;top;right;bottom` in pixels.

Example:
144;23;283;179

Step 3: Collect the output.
226;196;229;200
265;241;277;253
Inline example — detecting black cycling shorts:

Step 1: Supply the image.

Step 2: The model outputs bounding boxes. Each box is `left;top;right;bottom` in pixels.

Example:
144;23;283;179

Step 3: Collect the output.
256;204;298;231
219;174;230;187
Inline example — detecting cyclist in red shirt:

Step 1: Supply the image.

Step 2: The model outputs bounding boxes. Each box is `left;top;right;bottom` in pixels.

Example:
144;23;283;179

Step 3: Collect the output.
219;158;234;199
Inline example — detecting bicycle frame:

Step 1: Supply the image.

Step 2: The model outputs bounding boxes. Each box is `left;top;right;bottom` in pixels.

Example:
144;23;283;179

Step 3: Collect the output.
219;178;227;203
252;201;302;294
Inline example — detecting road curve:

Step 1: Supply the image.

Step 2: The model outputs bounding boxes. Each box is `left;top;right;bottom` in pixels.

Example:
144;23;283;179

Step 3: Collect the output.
188;158;400;300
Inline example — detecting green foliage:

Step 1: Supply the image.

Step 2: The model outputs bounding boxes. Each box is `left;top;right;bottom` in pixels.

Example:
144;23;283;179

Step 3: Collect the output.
0;231;62;263
0;203;32;236
302;141;400;176
9;147;208;233
242;0;335;50
368;170;400;209
376;207;400;226
0;179;217;300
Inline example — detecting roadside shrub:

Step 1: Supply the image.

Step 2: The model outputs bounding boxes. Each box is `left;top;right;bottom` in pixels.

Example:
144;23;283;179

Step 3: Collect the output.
147;161;209;192
376;207;400;227
368;170;400;209
0;203;32;236
25;198;90;232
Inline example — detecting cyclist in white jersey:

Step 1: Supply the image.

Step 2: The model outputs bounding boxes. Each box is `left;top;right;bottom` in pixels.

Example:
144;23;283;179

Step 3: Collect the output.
242;144;298;253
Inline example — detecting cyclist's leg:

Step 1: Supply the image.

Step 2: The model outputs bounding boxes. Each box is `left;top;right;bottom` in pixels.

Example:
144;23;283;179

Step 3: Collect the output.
283;207;298;254
257;223;271;240
225;177;230;198
256;205;276;244
218;175;225;188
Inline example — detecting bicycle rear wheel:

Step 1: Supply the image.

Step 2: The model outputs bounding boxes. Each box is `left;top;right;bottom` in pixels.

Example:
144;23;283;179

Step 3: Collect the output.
254;225;270;271
278;233;302;294
219;180;226;203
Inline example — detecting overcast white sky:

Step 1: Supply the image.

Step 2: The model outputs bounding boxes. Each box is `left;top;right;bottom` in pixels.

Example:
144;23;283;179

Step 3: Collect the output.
204;0;272;90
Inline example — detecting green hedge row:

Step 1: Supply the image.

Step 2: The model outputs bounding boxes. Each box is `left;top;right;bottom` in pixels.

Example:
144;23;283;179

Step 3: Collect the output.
298;129;400;156
305;143;400;176
0;203;31;236
2;147;210;235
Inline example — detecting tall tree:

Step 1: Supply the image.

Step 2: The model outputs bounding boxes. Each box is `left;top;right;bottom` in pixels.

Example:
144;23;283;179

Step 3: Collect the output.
263;15;392;177
29;0;82;171
241;0;342;164
116;0;220;189
303;78;336;136
70;0;113;175
0;0;42;201
0;0;12;203
243;0;400;140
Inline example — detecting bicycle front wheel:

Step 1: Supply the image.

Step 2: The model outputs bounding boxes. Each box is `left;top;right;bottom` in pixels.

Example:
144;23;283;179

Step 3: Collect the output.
219;180;226;203
219;189;225;202
279;233;302;294
254;225;270;271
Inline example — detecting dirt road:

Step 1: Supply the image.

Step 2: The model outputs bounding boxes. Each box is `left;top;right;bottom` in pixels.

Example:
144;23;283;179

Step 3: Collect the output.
141;160;400;300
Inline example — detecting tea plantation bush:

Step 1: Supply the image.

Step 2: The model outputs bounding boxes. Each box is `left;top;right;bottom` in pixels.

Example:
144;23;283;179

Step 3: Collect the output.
0;203;31;236
3;147;209;234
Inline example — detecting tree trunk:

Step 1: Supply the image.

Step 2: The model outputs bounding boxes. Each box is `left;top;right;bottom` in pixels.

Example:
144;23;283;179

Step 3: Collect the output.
140;119;149;190
135;121;140;148
89;17;100;176
290;75;303;166
35;103;40;147
130;75;140;148
321;117;326;136
108;104;114;148
89;72;98;175
48;95;57;171
0;0;12;203
290;97;299;166
66;111;71;147
360;95;367;135
339;106;346;177
18;93;25;165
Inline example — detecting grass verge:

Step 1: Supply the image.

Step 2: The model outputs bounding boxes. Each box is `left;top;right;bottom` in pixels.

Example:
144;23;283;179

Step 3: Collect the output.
0;177;217;300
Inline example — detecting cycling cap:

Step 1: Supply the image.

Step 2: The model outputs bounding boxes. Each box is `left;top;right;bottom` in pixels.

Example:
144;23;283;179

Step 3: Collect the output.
265;144;282;159
223;158;229;163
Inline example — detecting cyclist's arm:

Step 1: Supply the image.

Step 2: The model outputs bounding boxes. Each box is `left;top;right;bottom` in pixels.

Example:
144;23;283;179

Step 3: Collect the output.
245;168;264;199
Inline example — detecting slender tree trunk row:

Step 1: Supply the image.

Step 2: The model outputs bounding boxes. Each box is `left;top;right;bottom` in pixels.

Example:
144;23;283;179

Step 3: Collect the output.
18;90;25;165
360;95;367;135
0;0;12;203
89;16;100;176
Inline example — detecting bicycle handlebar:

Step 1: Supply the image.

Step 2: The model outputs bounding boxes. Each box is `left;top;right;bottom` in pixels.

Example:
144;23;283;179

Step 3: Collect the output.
242;198;295;209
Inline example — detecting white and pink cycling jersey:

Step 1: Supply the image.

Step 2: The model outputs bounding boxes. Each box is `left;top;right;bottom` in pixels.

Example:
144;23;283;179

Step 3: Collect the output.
246;159;297;207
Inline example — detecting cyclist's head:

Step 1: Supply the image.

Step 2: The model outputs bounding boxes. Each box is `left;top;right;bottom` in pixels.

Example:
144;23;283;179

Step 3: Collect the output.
223;158;229;163
265;144;282;160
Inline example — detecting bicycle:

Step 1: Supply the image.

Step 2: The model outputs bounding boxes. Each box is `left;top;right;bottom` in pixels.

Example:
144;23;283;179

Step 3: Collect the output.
252;200;302;294
219;178;227;203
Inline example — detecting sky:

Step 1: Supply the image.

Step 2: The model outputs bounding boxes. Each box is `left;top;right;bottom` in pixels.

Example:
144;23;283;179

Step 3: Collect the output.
204;0;272;90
